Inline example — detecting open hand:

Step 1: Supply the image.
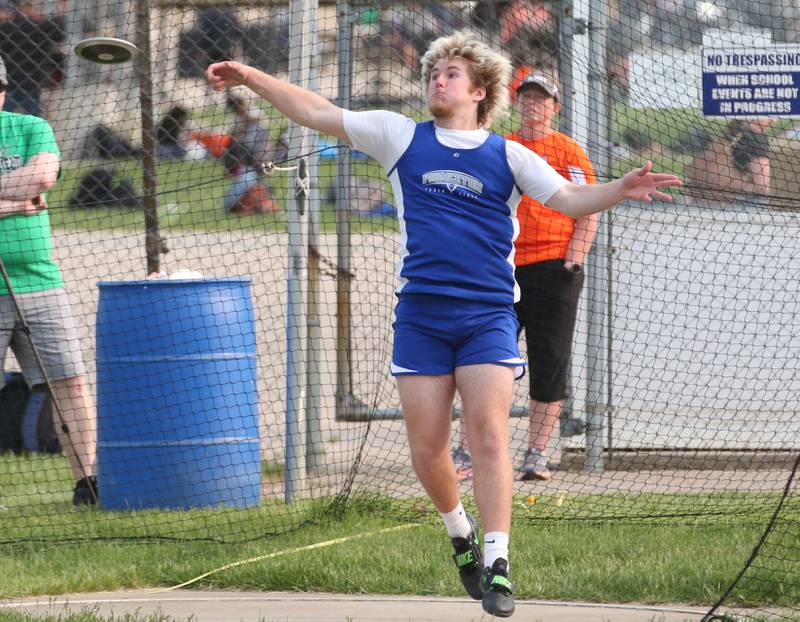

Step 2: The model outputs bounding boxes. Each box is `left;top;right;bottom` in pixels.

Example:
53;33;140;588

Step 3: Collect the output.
621;161;682;202
207;61;251;91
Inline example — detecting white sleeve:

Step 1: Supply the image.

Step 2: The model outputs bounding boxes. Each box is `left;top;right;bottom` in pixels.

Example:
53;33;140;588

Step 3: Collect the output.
343;110;417;171
506;140;570;204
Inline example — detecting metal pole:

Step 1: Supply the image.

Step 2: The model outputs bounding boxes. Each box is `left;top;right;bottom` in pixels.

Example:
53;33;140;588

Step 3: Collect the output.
305;16;324;474
285;159;309;500
284;0;314;503
334;0;355;418
113;0;131;84
64;0;86;87
557;0;589;451
306;244;323;472
559;0;577;447
337;405;538;422
606;210;614;468
137;0;161;275
558;0;575;135
584;0;612;474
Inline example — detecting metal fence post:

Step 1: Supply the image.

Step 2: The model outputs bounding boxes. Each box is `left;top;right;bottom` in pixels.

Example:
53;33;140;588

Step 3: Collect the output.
334;0;355;417
306;14;324;474
137;0;161;275
585;0;613;474
284;0;315;503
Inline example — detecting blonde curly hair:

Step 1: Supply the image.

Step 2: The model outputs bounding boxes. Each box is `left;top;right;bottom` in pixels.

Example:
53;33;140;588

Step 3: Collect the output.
420;31;512;128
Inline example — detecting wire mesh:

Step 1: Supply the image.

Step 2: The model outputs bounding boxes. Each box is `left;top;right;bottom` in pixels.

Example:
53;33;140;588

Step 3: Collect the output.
0;0;797;617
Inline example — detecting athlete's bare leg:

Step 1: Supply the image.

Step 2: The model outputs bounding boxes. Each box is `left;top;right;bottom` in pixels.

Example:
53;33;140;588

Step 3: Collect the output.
397;374;459;512
457;364;514;534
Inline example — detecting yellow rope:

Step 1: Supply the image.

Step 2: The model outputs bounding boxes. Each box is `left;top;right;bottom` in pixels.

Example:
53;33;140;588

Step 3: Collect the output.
151;522;421;593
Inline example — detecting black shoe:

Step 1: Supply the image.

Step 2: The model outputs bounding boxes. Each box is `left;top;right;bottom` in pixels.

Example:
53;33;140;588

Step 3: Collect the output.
482;558;515;617
72;475;98;506
450;512;483;600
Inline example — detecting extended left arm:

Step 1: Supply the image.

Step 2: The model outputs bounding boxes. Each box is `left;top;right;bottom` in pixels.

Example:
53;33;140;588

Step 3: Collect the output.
547;161;682;219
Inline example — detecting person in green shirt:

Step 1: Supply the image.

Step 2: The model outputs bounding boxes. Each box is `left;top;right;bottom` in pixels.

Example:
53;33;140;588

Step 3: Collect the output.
0;54;98;506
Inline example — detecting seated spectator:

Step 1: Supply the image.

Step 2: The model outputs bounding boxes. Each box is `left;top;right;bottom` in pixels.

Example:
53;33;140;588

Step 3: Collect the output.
684;119;772;202
379;2;464;68
499;0;558;74
155;106;190;160
186;131;232;159
222;95;283;214
471;0;558;73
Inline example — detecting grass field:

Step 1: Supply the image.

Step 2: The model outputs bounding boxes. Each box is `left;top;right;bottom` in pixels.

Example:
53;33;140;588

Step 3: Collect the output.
0;510;769;604
45;157;397;235
0;453;796;610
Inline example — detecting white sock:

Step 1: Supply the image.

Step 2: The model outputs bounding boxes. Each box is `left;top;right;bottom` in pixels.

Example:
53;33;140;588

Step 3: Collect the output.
439;502;472;539
484;531;510;570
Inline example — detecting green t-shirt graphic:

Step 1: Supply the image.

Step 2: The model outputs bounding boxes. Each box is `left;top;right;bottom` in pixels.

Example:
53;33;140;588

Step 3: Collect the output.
0;112;62;295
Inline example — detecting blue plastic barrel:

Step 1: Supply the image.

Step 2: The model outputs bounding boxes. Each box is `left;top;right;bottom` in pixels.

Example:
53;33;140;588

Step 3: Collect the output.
96;278;260;510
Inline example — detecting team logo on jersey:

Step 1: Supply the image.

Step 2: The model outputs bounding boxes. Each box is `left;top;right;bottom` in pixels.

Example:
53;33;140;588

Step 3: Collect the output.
0;146;22;173
422;170;483;196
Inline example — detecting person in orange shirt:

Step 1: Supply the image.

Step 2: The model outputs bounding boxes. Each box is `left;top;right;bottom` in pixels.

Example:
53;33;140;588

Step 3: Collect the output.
451;73;598;482
510;73;598;480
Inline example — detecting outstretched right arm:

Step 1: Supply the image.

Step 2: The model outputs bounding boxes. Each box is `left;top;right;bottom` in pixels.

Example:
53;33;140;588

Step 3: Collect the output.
207;61;348;142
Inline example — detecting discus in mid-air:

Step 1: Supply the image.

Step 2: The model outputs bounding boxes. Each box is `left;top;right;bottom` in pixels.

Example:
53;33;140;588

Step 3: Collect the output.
74;37;141;65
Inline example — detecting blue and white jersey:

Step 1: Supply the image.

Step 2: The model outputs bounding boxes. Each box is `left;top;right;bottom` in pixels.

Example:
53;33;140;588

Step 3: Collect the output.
389;121;517;303
343;111;569;304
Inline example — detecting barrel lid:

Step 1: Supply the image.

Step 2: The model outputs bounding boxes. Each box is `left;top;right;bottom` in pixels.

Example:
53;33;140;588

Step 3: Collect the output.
98;277;251;287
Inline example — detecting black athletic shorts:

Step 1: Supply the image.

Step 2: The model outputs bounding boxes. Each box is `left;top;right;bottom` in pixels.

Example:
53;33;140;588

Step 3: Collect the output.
514;259;584;403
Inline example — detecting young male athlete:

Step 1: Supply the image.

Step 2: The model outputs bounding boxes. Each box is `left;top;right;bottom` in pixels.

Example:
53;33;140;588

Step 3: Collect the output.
208;31;680;618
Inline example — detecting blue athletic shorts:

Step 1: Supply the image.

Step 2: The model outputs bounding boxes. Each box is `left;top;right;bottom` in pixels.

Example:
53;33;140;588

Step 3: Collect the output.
391;294;526;376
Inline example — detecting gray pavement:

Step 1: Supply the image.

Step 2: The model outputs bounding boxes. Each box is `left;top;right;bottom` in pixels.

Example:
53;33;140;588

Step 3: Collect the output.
0;590;710;621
